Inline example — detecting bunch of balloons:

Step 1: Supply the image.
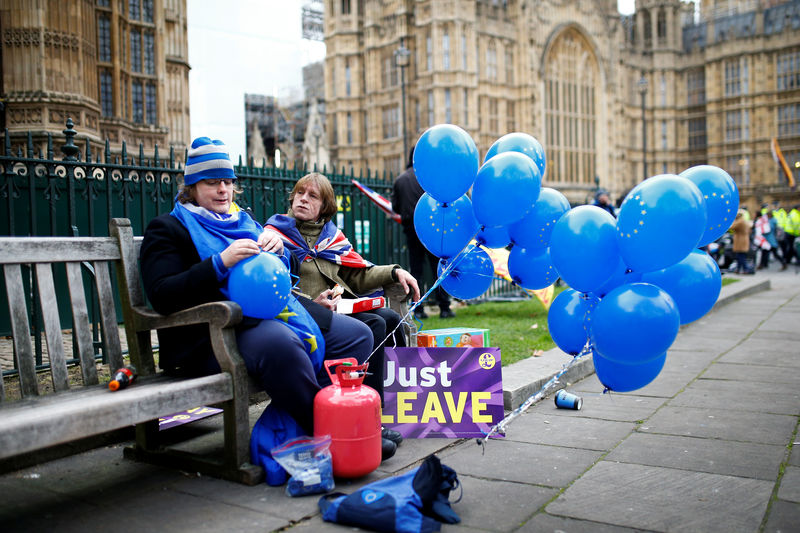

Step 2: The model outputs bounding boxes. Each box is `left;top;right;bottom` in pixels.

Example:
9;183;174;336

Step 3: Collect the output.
412;124;739;394
413;125;547;300
546;165;737;392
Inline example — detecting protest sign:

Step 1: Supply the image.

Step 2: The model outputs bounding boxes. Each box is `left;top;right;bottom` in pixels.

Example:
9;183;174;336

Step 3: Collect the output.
382;347;503;438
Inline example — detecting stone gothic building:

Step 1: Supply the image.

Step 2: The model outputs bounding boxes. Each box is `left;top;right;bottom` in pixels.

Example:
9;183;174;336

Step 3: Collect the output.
323;0;800;209
0;0;190;157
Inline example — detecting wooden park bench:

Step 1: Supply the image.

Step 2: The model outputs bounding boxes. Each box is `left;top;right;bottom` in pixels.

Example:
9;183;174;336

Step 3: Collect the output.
0;218;262;484
0;218;415;485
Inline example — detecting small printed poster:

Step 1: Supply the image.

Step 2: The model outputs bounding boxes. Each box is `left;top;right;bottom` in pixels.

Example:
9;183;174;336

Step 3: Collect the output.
158;406;223;431
382;347;503;439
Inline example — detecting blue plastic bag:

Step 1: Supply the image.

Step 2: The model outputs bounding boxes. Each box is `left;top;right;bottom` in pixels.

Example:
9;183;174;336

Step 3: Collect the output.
271;435;335;497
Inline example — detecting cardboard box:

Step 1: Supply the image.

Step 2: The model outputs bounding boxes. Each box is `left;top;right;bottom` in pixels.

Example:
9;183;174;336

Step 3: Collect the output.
416;327;490;348
335;296;385;314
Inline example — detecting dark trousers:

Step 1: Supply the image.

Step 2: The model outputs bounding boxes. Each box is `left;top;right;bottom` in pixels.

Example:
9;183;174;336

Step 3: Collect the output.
782;235;797;264
235;313;372;434
404;230;451;311
759;246;784;268
734;251;753;273
350;307;407;403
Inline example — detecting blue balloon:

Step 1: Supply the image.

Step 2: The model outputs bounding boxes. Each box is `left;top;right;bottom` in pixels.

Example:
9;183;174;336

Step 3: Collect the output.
413;124;479;204
679;165;740;246
414;193;479;259
228;252;291;319
640;249;721;325
483;132;547;178
508;187;571;250
508;246;559;290
437;247;495;300
476;225;510;249
591;282;679;365
549;205;620;294
472;151;542;228
617;174;707;273
547;289;592;355
592;257;642;298
593;350;667;392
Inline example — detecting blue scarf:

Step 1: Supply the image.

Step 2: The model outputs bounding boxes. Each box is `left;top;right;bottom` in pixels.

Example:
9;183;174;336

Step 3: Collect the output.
170;202;262;295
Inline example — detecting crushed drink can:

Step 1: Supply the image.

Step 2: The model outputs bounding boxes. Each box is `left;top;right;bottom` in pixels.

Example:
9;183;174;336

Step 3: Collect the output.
554;389;582;410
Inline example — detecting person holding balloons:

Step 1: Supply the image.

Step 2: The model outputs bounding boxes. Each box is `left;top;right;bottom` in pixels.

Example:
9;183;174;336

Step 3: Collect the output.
265;172;419;449
139;137;398;465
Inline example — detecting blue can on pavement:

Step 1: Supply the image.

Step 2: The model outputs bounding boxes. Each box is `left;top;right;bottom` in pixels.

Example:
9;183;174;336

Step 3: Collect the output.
554;389;582;410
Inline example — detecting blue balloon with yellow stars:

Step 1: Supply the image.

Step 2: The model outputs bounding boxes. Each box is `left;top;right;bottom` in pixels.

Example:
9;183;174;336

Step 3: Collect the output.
640;248;721;325
550;205;620;294
593;349;667;392
414;192;480;259
228;252;291;319
437;246;495;300
547;288;593;355
508;187;571;250
476;224;510;249
679;165;739;247
591;282;680;365
413;124;480;204
472;151;542;228
508;246;559;290
592;257;642;298
616;174;707;273
483;132;547;178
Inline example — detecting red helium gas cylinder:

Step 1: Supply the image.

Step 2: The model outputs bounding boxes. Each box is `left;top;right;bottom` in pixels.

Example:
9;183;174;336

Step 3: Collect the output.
314;358;381;478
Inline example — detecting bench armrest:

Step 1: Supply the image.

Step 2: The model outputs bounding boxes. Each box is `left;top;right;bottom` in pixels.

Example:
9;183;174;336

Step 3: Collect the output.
383;282;417;346
130;300;243;332
125;301;246;379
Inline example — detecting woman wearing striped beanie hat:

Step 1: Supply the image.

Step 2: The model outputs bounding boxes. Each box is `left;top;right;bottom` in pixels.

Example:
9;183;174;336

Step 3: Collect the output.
183;136;237;185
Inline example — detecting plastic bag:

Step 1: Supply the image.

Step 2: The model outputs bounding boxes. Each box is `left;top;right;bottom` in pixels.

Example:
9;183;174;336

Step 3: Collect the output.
271;435;335;497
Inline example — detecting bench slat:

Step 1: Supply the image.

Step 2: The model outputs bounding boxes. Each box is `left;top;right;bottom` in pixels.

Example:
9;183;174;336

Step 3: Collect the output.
3;264;39;397
0;373;233;460
66;261;100;385
0;237;121;264
93;260;124;371
34;263;70;392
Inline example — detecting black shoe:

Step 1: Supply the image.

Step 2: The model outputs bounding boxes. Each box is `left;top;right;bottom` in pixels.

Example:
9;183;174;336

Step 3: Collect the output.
414;308;428;319
381;438;397;461
439;309;455;319
382;427;403;446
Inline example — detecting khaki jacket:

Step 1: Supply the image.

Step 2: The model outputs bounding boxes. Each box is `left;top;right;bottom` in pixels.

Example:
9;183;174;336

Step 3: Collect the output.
289;213;398;300
731;217;752;253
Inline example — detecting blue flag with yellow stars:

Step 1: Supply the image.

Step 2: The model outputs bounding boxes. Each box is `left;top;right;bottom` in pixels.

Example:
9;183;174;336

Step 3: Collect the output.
272;296;325;367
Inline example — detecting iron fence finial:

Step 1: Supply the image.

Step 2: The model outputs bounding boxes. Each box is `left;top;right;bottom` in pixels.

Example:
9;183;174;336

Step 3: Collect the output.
61;118;79;161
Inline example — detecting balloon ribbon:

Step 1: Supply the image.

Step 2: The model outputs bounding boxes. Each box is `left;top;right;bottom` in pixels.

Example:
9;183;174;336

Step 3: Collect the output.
476;344;593;450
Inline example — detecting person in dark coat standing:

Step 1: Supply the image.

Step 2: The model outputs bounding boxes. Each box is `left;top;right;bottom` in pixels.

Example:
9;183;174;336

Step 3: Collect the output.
592;189;616;217
392;145;454;319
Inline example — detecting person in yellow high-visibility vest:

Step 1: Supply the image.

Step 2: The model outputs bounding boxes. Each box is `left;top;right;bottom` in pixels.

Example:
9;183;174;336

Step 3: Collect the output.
773;203;791;263
787;204;800;265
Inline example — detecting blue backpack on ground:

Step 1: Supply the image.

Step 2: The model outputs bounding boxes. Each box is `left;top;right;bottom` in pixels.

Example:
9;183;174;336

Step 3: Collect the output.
318;454;461;533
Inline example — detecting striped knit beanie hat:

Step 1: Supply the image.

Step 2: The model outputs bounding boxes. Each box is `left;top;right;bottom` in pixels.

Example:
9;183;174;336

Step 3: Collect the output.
183;137;236;185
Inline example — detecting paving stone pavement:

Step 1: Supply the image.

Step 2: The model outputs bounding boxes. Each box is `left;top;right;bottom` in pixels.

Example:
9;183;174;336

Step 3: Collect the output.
0;266;798;532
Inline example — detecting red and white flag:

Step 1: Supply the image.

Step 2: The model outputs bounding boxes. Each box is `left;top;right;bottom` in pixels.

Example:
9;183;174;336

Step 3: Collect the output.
351;179;402;224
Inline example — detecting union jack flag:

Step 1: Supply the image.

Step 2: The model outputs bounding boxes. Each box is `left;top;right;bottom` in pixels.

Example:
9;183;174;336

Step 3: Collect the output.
265;214;372;269
351;179;402;224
